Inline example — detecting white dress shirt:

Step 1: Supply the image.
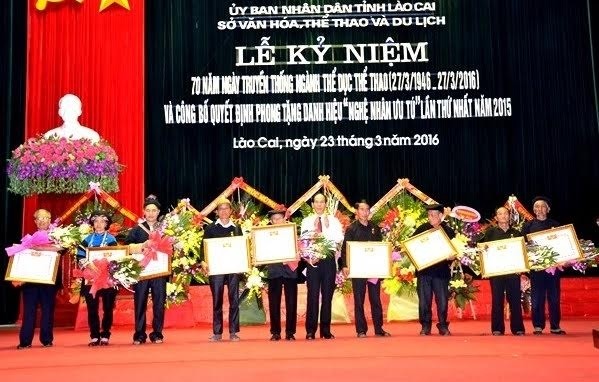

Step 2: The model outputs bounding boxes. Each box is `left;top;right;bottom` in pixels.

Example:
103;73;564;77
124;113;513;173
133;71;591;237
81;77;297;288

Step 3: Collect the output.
300;213;344;244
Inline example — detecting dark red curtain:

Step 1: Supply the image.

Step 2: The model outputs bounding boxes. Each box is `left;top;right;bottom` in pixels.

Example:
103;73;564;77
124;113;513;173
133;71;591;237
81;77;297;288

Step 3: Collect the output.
23;0;144;233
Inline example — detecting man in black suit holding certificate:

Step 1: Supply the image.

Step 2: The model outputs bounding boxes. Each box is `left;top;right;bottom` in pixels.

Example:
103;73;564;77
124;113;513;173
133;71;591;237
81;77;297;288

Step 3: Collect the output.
340;200;390;338
479;206;525;336
412;204;455;336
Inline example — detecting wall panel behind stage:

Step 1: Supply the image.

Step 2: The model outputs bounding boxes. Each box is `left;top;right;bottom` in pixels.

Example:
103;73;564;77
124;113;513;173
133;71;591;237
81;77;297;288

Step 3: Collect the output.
145;0;599;238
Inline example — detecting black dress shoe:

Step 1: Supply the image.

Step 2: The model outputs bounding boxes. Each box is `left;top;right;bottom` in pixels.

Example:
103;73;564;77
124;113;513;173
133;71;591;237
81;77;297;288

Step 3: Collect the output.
550;329;566;335
357;332;367;338
285;335;296;341
17;344;32;350
419;328;431;336
305;333;315;340
42;342;54;347
375;331;391;337
439;328;451;336
320;333;335;339
270;334;281;341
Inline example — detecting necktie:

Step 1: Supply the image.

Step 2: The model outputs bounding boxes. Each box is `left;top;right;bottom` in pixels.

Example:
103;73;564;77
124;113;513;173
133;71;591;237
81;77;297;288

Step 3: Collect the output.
316;216;323;233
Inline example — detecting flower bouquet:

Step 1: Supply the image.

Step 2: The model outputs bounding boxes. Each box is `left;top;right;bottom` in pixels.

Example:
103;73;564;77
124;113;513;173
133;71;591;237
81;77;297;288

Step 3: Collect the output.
49;223;93;251
232;198;269;235
449;271;479;310
7;136;122;195
567;239;599;273
73;257;142;297
331;271;352;324
162;200;206;306
450;233;482;276
382;251;418;297
526;241;559;272
297;231;338;264
243;266;267;299
240;267;268;325
335;271;353;295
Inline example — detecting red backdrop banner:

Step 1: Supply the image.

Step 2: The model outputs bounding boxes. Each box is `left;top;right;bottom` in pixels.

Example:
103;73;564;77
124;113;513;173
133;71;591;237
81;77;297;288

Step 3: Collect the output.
23;0;144;233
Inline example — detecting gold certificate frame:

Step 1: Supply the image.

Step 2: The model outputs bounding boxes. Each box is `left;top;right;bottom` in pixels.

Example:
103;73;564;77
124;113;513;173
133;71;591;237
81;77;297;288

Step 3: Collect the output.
86;245;130;262
133;251;172;280
479;237;529;278
204;236;251;275
346;241;392;279
402;228;456;271
251;223;298;265
526;224;583;265
5;249;60;284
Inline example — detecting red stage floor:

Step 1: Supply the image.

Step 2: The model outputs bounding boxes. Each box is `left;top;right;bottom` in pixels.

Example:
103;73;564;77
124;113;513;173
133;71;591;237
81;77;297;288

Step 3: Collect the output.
1;319;598;382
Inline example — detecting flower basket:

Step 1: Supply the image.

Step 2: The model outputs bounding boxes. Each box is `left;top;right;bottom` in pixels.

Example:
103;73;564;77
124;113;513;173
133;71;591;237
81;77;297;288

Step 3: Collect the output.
7;137;122;196
239;289;266;325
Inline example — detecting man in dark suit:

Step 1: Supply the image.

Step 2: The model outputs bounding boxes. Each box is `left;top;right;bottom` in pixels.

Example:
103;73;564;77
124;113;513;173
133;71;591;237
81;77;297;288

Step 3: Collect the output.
15;209;61;349
265;209;298;341
340;200;390;338
479;206;525;336
201;198;244;342
412;204;455;336
522;196;565;335
125;195;167;345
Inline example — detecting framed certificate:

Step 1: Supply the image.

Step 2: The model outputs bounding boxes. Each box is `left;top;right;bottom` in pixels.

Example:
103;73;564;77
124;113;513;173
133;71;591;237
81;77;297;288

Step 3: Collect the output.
346;241;392;279
5;249;60;284
402;228;456;271
133;251;172;280
251;223;298;265
86;245;129;262
203;236;250;275
479;237;529;278
526;224;583;265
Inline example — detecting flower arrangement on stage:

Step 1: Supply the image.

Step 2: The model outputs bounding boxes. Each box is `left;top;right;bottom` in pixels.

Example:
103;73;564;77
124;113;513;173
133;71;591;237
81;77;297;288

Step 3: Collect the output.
72;257;142;297
526;242;559;272
372;193;428;249
242;266;268;299
449;270;479;310
297;231;338;263
382;251;418;297
48;223;93;251
372;193;427;298
7;136;122;195
162;199;206;305
335;271;353;295
231;199;269;234
567;239;599;273
450;233;482;276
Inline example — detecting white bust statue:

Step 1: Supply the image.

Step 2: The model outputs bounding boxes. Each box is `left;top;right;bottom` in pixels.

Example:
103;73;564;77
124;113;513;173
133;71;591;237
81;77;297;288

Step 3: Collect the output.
44;94;100;143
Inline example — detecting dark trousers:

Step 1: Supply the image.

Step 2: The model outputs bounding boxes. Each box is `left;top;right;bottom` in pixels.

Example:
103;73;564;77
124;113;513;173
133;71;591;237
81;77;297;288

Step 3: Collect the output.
417;274;450;330
19;284;57;346
305;257;336;336
530;270;561;330
82;285;117;339
133;277;167;341
209;273;241;335
267;277;298;336
490;274;525;334
352;278;384;334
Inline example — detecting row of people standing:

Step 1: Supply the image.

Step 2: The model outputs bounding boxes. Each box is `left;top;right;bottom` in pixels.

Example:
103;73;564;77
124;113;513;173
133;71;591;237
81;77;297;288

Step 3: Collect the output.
197;194;391;342
413;197;565;337
15;194;564;348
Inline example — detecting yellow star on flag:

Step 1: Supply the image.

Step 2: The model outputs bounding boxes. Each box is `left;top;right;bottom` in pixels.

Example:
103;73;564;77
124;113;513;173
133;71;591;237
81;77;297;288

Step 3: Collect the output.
99;0;130;12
